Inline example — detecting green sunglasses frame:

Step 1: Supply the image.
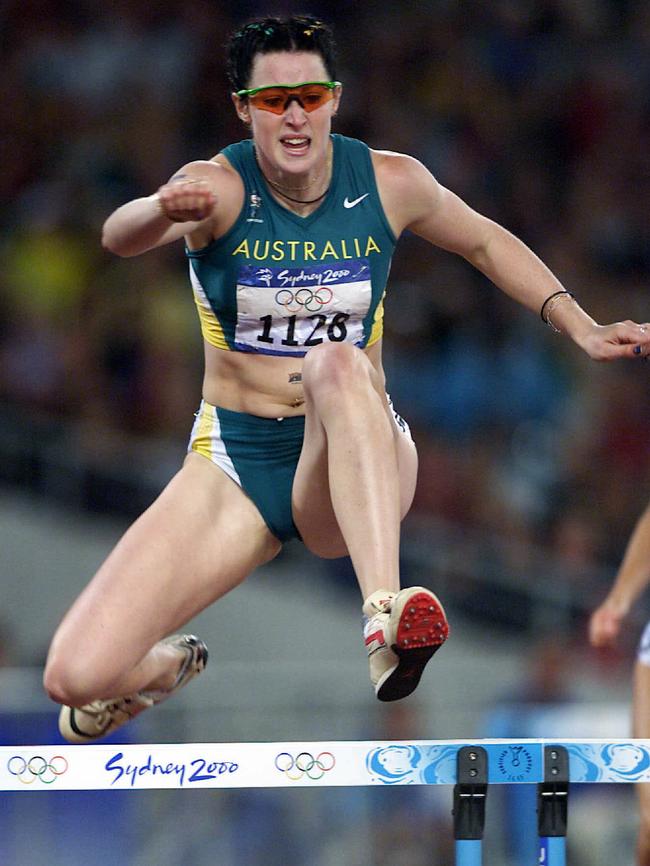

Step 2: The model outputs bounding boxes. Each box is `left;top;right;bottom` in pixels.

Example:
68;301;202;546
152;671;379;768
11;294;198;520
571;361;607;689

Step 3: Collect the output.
235;80;342;98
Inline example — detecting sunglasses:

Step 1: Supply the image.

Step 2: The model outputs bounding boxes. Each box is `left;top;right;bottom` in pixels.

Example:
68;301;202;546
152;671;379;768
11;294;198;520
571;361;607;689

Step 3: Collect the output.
236;81;341;115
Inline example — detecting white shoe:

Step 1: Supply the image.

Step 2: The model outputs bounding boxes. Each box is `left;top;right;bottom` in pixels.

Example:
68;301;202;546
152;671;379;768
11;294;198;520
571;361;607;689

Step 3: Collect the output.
58;634;208;743
363;587;449;701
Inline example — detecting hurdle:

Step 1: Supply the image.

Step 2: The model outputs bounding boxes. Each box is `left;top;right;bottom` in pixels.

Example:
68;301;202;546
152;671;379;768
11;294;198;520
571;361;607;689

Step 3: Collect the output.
2;737;648;864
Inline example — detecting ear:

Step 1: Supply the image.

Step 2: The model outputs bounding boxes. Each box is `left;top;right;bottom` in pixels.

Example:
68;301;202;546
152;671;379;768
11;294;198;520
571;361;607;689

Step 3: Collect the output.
331;83;342;117
231;93;251;125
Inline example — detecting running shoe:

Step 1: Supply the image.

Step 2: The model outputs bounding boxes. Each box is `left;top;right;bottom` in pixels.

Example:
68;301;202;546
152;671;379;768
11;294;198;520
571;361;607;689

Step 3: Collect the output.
58;634;208;744
363;586;449;701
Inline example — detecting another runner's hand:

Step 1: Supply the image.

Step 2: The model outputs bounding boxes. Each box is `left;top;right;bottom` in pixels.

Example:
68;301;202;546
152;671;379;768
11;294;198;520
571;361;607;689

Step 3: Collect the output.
588;601;625;648
156;179;217;223
577;321;650;362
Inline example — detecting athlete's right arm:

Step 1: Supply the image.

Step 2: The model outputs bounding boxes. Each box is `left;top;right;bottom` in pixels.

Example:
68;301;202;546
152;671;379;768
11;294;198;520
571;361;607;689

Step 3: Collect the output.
101;159;240;257
589;501;650;648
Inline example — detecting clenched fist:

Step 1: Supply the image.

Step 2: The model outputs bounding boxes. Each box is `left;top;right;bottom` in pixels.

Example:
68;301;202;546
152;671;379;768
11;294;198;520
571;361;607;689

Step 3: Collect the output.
156;178;217;223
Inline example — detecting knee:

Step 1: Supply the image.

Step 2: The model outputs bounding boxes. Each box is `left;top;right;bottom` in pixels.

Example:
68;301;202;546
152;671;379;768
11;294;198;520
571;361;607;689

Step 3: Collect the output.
43;647;104;707
302;342;370;397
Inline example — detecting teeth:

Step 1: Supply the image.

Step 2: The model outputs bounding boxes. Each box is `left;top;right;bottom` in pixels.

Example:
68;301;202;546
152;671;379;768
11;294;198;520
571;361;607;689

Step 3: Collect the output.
284;138;307;145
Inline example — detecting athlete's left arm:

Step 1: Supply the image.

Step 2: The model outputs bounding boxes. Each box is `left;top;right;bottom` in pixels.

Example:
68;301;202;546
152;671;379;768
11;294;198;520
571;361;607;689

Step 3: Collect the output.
374;150;650;361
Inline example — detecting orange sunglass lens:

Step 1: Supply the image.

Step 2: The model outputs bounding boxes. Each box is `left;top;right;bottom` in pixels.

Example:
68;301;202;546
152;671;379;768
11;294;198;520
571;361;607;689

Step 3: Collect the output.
250;86;334;114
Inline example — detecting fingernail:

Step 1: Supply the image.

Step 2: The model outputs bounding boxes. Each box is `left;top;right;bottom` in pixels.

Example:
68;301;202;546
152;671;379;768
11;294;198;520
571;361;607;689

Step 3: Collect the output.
634;345;642;354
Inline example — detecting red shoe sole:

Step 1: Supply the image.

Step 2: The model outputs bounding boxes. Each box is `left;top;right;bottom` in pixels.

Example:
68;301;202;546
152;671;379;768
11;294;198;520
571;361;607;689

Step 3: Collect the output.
377;590;449;702
394;591;449;651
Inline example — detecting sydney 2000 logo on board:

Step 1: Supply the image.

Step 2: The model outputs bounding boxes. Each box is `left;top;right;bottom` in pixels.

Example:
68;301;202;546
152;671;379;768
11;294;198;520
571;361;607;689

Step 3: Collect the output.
104;752;239;787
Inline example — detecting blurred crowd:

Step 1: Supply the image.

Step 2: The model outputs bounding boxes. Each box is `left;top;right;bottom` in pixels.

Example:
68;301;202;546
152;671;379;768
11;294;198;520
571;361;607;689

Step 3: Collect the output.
2;0;650;641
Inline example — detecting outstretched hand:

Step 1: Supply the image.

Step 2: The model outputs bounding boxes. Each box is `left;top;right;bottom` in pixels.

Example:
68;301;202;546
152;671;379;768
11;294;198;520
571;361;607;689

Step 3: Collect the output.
156;179;217;223
578;321;650;361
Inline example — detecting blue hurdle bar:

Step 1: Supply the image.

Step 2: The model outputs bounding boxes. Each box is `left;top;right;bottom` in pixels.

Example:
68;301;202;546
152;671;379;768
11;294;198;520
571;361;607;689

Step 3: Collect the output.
537;746;568;866
454;745;569;866
454;746;488;866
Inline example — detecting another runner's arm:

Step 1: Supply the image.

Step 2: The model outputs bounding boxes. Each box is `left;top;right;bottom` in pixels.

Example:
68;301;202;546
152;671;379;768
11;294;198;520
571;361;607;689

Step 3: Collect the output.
374;151;650;361
589;502;650;648
102;159;239;258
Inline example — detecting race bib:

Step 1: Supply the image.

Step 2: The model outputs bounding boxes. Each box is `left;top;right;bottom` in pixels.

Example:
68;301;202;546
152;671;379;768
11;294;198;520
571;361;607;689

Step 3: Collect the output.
234;260;372;355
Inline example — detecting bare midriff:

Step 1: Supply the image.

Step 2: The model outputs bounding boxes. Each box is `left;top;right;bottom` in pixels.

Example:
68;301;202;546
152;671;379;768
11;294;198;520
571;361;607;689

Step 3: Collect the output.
201;338;384;417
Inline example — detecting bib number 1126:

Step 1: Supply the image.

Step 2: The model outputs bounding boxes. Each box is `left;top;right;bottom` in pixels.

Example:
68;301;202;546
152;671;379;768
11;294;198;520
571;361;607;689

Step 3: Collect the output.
256;312;350;347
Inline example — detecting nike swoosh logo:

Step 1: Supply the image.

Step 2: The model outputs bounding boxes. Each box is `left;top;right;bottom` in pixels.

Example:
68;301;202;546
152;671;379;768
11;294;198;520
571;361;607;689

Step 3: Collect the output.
343;193;369;209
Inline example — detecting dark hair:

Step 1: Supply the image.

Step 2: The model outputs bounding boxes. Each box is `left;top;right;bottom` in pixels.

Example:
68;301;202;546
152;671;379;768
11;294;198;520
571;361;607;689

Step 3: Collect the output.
226;15;337;92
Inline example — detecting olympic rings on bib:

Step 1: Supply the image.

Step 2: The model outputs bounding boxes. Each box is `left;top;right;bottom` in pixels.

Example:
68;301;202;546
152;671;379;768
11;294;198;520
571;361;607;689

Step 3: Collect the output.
7;754;68;784
274;287;334;313
274;751;336;780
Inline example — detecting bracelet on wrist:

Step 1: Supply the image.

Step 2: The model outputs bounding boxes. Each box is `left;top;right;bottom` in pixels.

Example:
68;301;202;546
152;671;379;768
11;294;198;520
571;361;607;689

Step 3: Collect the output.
540;290;576;333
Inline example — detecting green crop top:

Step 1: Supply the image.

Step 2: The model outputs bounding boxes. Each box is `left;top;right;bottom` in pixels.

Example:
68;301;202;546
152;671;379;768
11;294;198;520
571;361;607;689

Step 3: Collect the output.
186;134;397;356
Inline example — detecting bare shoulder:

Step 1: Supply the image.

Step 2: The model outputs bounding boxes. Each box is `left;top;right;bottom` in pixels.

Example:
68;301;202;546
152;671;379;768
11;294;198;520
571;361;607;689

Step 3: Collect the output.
370;148;437;188
369;148;442;234
370;147;493;254
167;157;242;192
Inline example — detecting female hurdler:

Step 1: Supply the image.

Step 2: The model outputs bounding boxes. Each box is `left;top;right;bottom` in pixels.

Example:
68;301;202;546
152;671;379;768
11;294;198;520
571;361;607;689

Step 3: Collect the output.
44;16;650;742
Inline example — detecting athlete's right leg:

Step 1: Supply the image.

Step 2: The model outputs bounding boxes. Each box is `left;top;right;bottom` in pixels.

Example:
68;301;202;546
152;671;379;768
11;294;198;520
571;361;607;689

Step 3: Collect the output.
44;452;281;721
292;342;448;701
634;659;650;865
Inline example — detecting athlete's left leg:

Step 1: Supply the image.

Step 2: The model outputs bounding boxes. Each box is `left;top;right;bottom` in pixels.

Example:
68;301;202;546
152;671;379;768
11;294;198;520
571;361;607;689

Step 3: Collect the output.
292;341;415;591
292;342;448;700
633;659;650;865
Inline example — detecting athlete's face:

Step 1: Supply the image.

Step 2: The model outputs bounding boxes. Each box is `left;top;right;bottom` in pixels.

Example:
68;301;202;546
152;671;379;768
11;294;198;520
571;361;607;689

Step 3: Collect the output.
233;51;341;180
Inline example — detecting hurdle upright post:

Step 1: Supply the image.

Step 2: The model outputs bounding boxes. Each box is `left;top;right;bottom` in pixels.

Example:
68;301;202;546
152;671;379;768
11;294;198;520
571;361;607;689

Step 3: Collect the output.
537;745;569;866
453;745;488;866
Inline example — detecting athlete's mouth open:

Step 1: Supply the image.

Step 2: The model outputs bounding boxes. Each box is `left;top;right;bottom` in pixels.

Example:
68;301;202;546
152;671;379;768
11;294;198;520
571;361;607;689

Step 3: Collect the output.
281;136;310;155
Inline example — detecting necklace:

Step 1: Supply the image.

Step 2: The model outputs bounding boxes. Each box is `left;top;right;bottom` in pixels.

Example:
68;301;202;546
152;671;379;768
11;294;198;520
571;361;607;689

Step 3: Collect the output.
265;181;330;205
264;174;317;192
254;147;332;205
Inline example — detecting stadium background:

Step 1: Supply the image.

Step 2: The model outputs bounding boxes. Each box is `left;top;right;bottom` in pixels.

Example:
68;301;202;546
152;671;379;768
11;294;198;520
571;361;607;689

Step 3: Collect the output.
1;1;649;863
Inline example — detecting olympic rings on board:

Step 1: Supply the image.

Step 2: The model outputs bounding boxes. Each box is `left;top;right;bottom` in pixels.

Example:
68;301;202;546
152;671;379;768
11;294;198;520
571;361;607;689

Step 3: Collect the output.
274;287;334;313
274;751;336;780
7;755;68;785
